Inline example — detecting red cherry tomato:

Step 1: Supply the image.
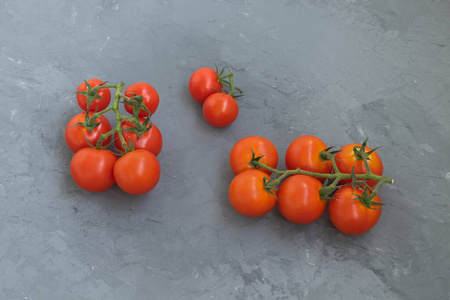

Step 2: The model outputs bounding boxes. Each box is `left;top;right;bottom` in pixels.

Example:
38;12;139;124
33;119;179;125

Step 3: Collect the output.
202;92;239;127
228;169;277;217
124;82;159;117
76;78;111;112
114;149;161;195
277;175;326;224
328;186;382;235
70;148;117;192
334;143;383;187
229;136;278;175
114;119;163;156
65;112;112;153
285;135;332;182
188;67;223;104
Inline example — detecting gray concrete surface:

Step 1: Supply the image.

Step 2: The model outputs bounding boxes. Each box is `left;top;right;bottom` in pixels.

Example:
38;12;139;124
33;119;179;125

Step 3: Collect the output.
1;0;449;299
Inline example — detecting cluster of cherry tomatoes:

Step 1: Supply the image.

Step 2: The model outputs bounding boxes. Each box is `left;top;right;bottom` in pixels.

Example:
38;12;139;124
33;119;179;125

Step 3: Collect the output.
188;67;241;127
64;68;392;236
64;79;162;195
227;135;385;235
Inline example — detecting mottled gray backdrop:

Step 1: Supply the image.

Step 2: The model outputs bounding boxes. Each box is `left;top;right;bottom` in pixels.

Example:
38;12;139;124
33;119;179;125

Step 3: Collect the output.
1;0;449;299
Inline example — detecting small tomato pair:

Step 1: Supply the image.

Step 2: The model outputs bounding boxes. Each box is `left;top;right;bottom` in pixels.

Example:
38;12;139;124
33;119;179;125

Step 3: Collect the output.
188;67;239;127
76;79;159;116
228;136;279;217
70;148;160;195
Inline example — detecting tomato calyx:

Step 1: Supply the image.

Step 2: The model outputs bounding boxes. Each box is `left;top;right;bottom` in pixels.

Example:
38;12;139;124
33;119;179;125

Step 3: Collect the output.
263;177;278;197
352;190;384;209
214;64;244;98
319;146;341;161
249;148;265;168
74;80;105;110
71;108;101;132
350;176;386;208
120;93;151;117
353;137;382;163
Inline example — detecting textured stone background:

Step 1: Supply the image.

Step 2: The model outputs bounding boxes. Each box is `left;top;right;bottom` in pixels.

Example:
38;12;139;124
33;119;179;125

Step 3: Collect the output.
1;0;449;299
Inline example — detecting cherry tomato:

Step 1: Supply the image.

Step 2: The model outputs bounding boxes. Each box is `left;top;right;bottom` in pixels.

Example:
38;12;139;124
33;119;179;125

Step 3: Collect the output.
328;186;382;235
334;143;383;187
114;149;161;195
76;78;111;112
277;175;326;224
114;119;163;156
124;82;159;117
70;148;117;192
228;169;277;217
65;112;112;153
202;92;239;127
229;136;278;175
188;67;223;104
285;135;332;182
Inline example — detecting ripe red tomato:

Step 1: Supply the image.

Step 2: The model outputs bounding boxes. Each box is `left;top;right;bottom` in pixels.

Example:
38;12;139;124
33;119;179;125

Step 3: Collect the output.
277;175;326;224
114;149;161;195
124;82;159;117
328;186;382;235
76;78;111;112
188;67;223;104
114;119;163;156
228;169;277;217
285;135;332;182
229;136;278;175
70;148;117;192
202;92;239;127
65;112;112;153
334;143;383;187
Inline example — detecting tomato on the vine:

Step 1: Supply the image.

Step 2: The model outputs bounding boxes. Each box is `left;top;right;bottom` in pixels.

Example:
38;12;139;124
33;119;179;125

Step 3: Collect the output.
124;82;159;117
334;143;383;187
70;148;117;192
76;78;111;112
114;119;163;156
228;169;277;217
202;92;239;127
277;175;326;224
229;136;278;175
188;67;223;104
114;149;161;195
328;186;382;235
285;135;332;182
65;112;112;153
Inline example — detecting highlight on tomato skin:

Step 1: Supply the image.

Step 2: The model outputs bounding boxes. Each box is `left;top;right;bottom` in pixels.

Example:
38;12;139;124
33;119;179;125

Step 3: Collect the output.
114;119;163;157
113;149;161;195
188;67;223;104
328;186;382;235
202;92;239;127
277;174;326;224
228;169;277;218
285;135;332;182
70;148;117;193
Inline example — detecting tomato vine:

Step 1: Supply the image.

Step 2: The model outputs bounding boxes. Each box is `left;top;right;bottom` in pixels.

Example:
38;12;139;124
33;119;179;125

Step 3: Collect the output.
249;137;394;206
74;80;153;154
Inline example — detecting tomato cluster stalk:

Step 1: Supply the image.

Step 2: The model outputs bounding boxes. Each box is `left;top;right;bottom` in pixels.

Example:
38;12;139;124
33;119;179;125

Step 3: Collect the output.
249;138;394;208
75;80;152;154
